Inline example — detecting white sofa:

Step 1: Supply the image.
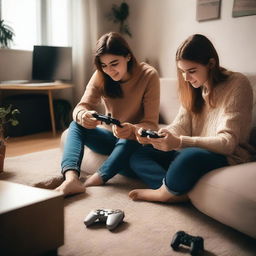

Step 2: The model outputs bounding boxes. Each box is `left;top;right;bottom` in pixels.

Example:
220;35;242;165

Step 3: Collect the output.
61;75;256;240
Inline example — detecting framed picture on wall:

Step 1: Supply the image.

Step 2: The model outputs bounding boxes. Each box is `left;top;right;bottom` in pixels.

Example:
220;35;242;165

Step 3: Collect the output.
196;0;221;22
232;0;256;17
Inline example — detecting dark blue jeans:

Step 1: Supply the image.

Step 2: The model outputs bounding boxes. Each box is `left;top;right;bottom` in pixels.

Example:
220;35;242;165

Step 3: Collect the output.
130;146;228;195
61;121;140;182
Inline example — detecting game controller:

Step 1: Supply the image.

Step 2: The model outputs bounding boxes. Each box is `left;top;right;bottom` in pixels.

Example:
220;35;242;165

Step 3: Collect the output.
140;129;163;138
84;209;125;231
171;231;204;256
92;113;123;127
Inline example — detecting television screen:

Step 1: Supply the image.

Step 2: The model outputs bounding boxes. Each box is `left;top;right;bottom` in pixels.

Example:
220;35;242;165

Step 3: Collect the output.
32;45;72;82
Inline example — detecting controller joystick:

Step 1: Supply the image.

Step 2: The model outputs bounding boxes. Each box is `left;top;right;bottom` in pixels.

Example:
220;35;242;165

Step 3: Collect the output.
92;113;123;127
140;129;163;138
84;209;125;231
171;231;204;256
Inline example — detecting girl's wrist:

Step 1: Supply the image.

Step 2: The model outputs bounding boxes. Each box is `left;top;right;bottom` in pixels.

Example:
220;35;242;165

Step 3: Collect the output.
174;136;182;149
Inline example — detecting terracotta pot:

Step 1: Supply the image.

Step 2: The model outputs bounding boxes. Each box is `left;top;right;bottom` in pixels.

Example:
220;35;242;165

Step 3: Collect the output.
0;141;6;172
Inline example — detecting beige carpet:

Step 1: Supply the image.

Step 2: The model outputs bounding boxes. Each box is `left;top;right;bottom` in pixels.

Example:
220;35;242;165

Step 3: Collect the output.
1;149;256;256
1;148;63;188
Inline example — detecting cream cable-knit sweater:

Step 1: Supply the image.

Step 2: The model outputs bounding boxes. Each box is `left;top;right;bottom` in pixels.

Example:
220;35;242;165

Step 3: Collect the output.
167;72;253;165
73;62;160;140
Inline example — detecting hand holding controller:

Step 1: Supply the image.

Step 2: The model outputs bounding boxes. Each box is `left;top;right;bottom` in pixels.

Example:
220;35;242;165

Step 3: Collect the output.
92;113;123;128
171;231;204;256
84;209;125;230
140;129;164;138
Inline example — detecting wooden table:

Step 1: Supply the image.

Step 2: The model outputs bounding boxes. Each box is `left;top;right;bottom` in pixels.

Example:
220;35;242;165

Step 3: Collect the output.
0;180;64;255
0;82;72;136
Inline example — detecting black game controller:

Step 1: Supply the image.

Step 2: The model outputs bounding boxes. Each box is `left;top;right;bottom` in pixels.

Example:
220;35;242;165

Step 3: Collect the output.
84;209;125;231
92;113;123;127
171;231;204;256
140;129;163;138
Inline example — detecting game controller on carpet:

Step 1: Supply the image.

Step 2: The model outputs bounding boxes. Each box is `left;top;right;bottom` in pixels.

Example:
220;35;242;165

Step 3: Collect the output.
92;113;123;127
171;231;204;256
84;209;125;231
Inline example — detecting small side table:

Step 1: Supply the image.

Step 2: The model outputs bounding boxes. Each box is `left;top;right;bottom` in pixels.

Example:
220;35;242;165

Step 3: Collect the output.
0;180;64;256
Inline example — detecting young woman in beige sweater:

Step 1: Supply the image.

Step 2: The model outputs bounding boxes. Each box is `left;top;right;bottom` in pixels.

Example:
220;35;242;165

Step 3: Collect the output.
129;34;253;203
56;32;160;196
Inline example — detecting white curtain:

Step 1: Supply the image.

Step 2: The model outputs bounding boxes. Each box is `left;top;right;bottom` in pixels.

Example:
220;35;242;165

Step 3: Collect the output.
70;0;99;105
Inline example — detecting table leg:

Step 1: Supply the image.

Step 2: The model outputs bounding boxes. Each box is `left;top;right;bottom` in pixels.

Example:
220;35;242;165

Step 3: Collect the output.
47;90;56;136
0;90;4;103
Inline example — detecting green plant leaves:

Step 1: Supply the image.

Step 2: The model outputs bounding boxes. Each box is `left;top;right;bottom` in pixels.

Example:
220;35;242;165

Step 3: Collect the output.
0;19;15;48
108;2;132;37
0;105;20;139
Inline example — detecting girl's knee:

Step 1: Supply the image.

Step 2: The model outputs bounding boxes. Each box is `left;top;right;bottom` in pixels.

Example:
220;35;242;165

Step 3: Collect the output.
179;147;211;161
129;147;146;169
116;139;141;154
69;120;82;131
117;139;140;147
129;151;140;169
69;120;77;128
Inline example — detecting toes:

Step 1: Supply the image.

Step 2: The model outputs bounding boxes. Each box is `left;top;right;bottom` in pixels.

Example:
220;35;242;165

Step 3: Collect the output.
128;190;138;200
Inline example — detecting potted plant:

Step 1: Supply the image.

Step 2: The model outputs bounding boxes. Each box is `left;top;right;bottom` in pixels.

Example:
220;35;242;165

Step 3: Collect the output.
0;19;15;48
0;105;20;172
108;1;132;37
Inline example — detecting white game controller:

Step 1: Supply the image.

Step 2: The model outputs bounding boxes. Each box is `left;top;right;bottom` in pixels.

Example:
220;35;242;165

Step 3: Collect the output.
84;209;125;231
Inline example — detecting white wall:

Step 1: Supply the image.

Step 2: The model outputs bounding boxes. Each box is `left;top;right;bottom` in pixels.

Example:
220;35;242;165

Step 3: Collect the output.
97;0;256;77
0;49;32;82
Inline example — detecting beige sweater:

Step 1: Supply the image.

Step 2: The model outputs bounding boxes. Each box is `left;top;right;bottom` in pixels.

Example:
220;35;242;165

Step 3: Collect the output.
167;72;253;165
73;62;160;139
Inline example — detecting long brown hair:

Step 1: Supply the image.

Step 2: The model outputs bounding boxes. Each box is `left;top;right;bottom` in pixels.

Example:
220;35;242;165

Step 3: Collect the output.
94;32;137;98
176;34;229;114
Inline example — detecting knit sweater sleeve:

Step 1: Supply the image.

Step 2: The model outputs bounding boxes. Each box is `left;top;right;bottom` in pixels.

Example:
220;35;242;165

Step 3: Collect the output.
166;106;192;136
72;71;103;124
180;76;253;155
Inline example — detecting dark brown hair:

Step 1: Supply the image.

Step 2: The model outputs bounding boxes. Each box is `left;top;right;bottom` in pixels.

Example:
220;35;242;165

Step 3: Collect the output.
94;32;137;98
176;34;229;114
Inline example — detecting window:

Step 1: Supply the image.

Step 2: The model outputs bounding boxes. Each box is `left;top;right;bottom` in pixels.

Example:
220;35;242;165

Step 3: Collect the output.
47;0;71;46
0;0;71;50
1;0;40;50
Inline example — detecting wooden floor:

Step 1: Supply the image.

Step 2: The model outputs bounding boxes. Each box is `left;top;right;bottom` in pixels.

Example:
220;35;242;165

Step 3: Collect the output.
5;131;62;157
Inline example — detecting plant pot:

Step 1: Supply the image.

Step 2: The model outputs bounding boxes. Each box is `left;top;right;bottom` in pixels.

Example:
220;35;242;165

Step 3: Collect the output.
0;141;6;172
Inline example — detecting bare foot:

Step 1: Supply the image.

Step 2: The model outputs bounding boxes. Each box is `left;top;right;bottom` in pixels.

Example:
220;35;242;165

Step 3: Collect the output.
84;172;104;187
128;185;189;203
55;170;85;196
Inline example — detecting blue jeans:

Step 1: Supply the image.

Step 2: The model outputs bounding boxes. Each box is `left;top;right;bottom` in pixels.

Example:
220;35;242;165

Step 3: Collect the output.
130;146;228;195
61;121;140;182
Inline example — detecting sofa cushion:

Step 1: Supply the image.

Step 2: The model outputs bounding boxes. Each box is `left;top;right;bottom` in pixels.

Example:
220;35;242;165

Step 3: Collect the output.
159;78;180;124
188;162;256;239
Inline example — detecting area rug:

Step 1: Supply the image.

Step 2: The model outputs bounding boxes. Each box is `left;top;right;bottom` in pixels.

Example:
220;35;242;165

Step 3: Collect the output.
1;149;256;256
1;148;63;188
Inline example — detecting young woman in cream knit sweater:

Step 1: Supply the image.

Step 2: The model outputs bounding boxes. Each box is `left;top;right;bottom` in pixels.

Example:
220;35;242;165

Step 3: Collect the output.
56;32;160;196
129;34;253;203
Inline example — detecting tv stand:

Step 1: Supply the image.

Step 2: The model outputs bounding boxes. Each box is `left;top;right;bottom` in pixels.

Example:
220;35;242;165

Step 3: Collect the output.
0;82;72;136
